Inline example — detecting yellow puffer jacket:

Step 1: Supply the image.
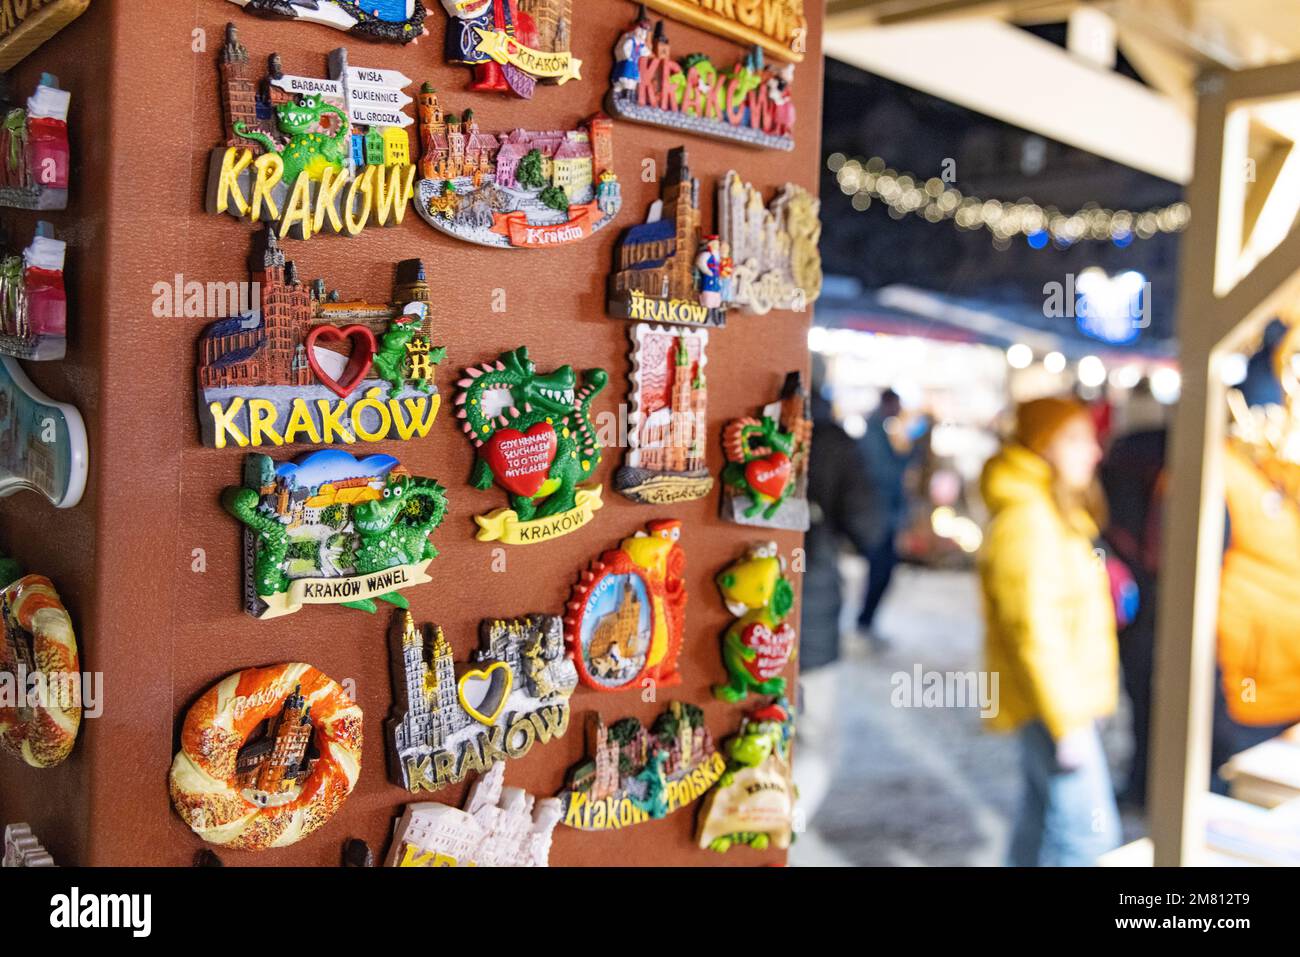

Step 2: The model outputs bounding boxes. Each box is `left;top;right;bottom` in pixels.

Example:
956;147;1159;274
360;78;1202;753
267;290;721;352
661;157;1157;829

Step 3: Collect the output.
978;443;1118;739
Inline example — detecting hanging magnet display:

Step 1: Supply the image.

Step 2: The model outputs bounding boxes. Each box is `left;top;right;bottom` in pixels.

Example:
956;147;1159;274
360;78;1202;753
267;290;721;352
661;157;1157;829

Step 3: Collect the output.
720;371;811;530
636;0;807;63
0;221;66;361
223;449;448;619
696;699;795;852
0;0;90;72
0;356;87;508
717;172;822;315
228;0;428;44
440;0;581;99
0;74;71;210
713;543;797;703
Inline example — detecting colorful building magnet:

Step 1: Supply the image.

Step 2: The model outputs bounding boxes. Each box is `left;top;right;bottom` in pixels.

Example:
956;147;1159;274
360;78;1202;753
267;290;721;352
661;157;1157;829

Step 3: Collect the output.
169;663;363;851
223;449;448;619
0;0;89;72
197;230;444;449
0;75;71;210
2;823;54;866
229;0;428;43
696;700;795;852
617;324;712;504
413;91;621;248
720;371;811;530
608;9;794;151
389;611;575;792
0;356;87;508
0;222;66;361
565;520;687;691
636;0;807;63
440;0;581;99
387;761;562;866
455;346;607;543
208;24;418;240
718;172;822;314
714;543;797;702
557;704;725;830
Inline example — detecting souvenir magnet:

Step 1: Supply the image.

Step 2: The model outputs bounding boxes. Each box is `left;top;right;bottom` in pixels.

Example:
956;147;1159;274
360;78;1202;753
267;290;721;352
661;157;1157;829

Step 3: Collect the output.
696;700;795;852
387;761;561;866
223;449;448;618
196;230;444;449
413;92;621;248
0;75;71;210
0;221;66;361
718;172;822;314
456;346;607;543
714;543;797;702
0;0;90;72
209;25;418;240
556;703;725;830
2;823;53;866
169;663;363;851
720;372;811;530
0;355;87;508
389;611;575;792
440;0;581;99
636;0;807;63
229;0;428;43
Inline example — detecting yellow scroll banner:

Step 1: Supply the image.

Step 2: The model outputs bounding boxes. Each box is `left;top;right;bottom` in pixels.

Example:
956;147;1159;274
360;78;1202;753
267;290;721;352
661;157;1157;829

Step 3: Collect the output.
257;560;433;619
473;28;583;83
474;486;604;544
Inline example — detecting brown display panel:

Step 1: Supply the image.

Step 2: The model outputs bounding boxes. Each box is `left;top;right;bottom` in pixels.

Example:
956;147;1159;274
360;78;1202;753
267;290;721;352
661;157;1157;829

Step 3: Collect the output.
0;0;824;866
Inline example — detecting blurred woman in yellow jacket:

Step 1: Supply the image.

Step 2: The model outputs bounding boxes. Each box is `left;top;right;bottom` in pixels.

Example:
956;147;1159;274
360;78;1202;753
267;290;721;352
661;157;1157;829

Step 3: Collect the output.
979;397;1121;866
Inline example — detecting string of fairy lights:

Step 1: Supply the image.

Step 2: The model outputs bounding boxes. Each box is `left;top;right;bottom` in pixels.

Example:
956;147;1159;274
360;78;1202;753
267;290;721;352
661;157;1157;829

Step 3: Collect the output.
827;153;1191;249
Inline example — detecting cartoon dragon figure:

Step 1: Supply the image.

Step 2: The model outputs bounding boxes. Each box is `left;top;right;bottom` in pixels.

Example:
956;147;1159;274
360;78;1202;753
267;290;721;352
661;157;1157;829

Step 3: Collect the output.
456;346;607;521
721;415;798;520
713;543;797;702
373;303;445;398
626;748;670;820
235;93;350;186
702;700;796;853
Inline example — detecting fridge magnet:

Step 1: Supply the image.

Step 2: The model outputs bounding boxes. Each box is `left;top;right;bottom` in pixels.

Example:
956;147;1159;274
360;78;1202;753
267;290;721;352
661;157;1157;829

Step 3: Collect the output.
209;24;418;240
0;221;66;361
607;10;794;151
223;449;448;619
456;346;607;543
0;74;70;210
557;703;724;830
197;231;444;449
0;356;88;509
387;761;561;866
696;700;794;852
608;147;726;328
229;0;428;43
0;0;89;72
0;572;81;768
717;172;822;314
169;663;363;852
720;371;811;530
413;91;621;249
636;0;807;63
714;542;796;703
390;611;575;792
565;520;687;691
440;0;581;99
2;823;54;867
617;324;712;504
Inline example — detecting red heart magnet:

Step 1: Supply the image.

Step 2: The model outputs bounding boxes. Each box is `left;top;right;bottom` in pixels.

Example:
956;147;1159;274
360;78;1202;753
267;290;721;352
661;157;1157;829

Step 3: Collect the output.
745;452;791;500
305;324;378;399
740;622;796;681
483;423;558;498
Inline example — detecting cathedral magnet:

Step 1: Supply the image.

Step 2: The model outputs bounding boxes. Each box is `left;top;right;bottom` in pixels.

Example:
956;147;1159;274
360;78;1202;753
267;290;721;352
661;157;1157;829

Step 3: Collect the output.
717;173;822;314
0;222;66;361
0;356;87;508
696;700;795;852
440;0;581;99
223;449;448;618
0;75;71;210
228;0;428;44
2;823;54;867
714;543;797;703
720;372;811;530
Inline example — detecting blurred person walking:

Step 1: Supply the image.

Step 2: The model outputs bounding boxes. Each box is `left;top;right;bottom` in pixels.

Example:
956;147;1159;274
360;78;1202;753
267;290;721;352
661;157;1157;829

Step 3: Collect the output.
979;398;1121;866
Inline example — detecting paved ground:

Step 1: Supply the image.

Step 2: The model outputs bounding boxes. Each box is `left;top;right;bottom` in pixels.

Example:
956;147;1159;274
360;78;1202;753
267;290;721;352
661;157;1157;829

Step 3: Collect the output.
790;562;1144;866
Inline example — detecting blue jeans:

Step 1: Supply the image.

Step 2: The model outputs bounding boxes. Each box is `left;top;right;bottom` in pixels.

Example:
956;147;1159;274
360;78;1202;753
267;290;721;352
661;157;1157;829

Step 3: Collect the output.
1008;720;1121;866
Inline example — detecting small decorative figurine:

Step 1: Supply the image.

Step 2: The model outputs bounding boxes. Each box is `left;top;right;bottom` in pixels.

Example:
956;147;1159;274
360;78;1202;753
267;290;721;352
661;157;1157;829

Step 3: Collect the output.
713;543;797;702
720;372;811;530
196;231;444;449
616;325;713;504
556;704;726;831
208;24;418;240
455;346;607;543
2;823;54;867
169;663;363;852
387;761;562;866
0;0;90;72
696;700;795;852
636;0;807;63
223;449;448;618
717;172;822;314
0;356;87;508
565;520;688;691
0;222;66;361
229;0;428;44
0;75;70;210
606;10;794;151
440;0;581;99
0;566;81;768
389;611;575;792
413;91;621;248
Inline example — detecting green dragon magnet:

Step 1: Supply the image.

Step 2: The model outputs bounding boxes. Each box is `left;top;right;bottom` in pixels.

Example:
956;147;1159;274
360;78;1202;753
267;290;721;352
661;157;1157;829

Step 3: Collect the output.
223;449;447;619
720;371;812;531
454;346;608;544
